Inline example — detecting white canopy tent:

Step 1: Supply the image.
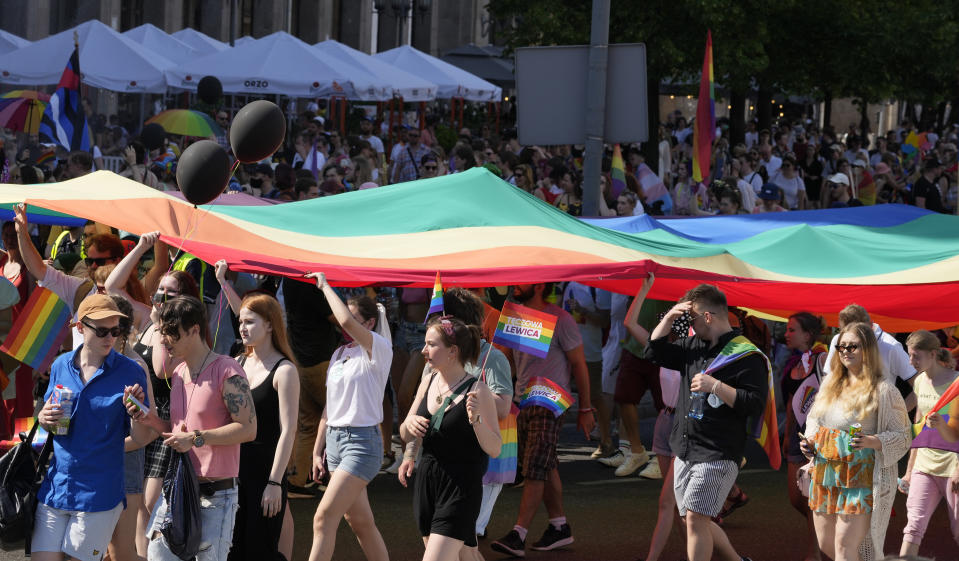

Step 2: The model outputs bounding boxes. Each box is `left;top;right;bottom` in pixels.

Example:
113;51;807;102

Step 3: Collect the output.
373;45;501;102
0;20;174;93
170;28;229;56
233;36;256;47
314;40;436;102
123;23;200;64
0;30;30;56
166;31;393;100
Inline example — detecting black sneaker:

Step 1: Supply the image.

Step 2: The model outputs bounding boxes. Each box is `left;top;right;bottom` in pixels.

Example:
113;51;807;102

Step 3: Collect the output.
491;529;526;557
531;523;573;551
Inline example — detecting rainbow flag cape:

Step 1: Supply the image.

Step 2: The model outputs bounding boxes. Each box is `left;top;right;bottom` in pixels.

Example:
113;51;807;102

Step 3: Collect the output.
425;271;444;319
610;144;627;199
0;287;72;373
692;31;715;183
704;335;780;470
491;301;557;359
519;377;573;417
911;375;959;453
483;403;519;485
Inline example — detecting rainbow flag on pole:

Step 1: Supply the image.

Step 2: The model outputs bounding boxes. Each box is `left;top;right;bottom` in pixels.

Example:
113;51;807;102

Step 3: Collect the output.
491;301;557;359
0;287;72;373
519;377;573;417
692;30;715;183
610;144;627;199
911;376;959;453
425;271;444;319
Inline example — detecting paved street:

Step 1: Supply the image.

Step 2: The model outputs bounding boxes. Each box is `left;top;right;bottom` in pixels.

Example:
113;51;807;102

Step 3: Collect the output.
1;420;955;561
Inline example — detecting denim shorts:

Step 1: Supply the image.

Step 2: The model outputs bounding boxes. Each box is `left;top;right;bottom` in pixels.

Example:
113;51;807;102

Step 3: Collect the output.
394;320;427;353
148;486;239;561
326;425;382;482
124;449;146;494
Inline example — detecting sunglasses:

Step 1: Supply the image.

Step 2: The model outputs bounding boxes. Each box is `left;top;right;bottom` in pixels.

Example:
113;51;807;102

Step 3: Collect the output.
81;319;122;338
423;165;438;171
84;257;113;267
152;291;179;304
837;344;860;353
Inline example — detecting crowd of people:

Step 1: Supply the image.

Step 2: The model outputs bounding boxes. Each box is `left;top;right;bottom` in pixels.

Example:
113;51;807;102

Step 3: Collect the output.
0;102;958;561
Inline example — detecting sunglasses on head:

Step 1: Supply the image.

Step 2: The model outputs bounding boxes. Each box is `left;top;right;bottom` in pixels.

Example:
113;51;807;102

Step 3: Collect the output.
81;319;122;338
84;257;112;267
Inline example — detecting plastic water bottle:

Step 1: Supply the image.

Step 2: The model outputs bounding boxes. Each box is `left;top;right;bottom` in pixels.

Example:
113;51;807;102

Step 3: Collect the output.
52;385;76;435
688;391;706;420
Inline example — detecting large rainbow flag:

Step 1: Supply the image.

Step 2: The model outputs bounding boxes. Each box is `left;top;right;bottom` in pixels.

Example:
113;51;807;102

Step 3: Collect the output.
0;287;72;373
610;144;627;199
5;170;959;331
911;376;959;453
491;301;557;359
692;31;715;183
704;335;780;470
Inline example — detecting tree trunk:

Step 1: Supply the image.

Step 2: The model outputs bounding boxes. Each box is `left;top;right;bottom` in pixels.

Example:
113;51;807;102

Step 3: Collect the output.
859;99;871;136
757;86;772;132
936;101;947;131
729;89;746;146
644;69;660;174
823;90;833;131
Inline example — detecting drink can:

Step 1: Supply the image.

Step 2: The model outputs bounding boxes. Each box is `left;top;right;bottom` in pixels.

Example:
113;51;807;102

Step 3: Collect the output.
52;384;75;435
848;423;862;438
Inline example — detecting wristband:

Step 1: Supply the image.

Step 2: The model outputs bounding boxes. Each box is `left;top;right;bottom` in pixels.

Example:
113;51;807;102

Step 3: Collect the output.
578;407;595;414
710;380;722;394
267;480;282;487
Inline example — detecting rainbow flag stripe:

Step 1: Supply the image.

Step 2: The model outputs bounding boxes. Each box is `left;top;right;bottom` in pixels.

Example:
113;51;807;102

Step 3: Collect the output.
610;144;627;199
426;271;444;319
483;403;519;485
911;376;959;452
692;30;715;183
0;287;71;372
519;376;572;417
491;301;557;359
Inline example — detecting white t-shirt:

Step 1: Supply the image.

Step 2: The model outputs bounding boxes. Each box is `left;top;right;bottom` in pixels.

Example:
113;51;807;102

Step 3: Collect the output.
745;171;764;194
745;131;759;149
325;331;392;427
762;155;782;177
823;323;916;385
736;178;758;210
39;266;94;349
562;283;611;363
361;134;385;156
601;292;630;393
770;172;806;209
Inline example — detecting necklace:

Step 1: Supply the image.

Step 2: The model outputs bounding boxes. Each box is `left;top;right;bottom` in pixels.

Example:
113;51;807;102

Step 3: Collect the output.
435;373;470;405
184;347;214;414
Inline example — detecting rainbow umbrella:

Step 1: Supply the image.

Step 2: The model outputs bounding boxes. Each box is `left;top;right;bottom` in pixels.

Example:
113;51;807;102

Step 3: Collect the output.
145;109;222;137
0;97;48;134
1;90;51;102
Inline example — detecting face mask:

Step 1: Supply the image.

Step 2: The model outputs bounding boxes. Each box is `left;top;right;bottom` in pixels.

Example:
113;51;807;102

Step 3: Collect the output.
250;177;263;189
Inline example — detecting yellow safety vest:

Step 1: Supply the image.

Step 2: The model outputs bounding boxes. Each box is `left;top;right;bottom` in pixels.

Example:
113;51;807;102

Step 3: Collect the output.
50;230;86;260
172;253;207;298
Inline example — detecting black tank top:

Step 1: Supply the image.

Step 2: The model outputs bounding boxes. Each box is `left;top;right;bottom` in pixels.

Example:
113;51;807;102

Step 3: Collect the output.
241;356;288;446
417;374;487;465
133;323;171;415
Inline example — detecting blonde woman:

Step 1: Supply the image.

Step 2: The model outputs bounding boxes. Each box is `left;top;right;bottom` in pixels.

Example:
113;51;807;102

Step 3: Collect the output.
801;322;911;561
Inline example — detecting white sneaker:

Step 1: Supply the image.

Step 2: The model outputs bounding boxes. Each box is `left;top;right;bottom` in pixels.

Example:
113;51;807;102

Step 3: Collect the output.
385;453;404;474
597;449;626;467
614;450;650;477
639;459;663;479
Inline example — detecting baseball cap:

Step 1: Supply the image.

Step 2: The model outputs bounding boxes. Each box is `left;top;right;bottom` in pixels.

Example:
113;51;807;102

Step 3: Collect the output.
758;183;781;201
852;159;868;168
827;173;850;186
77;294;127;321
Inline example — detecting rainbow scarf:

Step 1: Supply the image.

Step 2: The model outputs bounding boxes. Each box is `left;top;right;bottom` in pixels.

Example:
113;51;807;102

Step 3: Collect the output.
483;403;519;485
0;287;71;373
519;377;573;417
491;301;557;359
706;335;780;470
692;31;715;183
610;144;627;199
425;271;444;319
911;376;959;453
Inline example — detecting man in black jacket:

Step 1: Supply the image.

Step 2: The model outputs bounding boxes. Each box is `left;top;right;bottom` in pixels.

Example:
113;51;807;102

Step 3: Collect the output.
647;284;766;561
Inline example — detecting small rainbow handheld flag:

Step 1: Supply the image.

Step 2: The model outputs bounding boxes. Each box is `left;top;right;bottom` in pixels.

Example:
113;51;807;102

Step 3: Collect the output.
425;271;444;320
0;287;72;373
610;144;627;199
520;377;573;417
491;301;557;359
483;403;519;485
911;376;959;453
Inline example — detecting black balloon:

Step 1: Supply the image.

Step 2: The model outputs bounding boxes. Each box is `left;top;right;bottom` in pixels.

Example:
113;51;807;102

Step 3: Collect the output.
230;100;286;163
176;140;231;206
140;123;166;151
197;76;223;105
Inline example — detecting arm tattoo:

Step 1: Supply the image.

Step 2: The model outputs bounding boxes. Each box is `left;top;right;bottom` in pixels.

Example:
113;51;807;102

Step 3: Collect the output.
223;375;256;422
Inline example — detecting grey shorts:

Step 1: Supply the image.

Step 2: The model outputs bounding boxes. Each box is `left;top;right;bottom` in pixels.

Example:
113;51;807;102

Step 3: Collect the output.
673;457;738;517
651;409;675;457
326;425;382;482
124;449;146;494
